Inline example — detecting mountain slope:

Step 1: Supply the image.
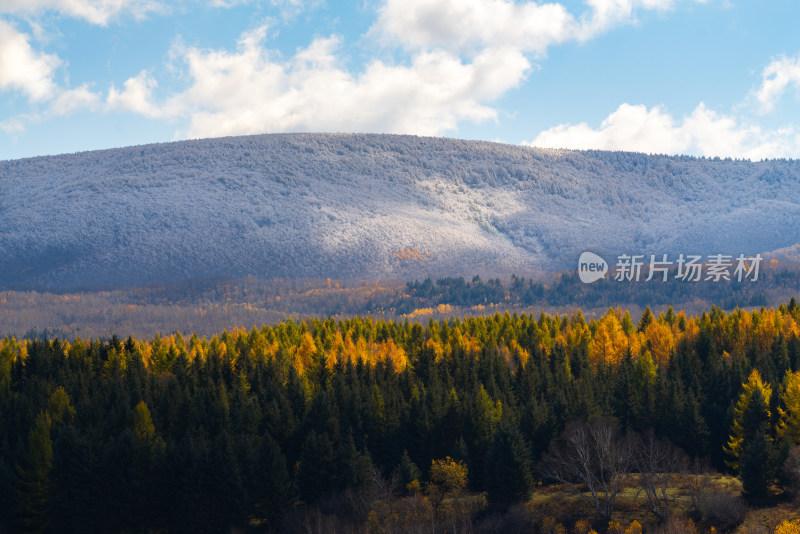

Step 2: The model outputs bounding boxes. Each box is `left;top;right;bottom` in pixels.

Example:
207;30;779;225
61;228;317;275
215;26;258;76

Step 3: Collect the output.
1;133;799;290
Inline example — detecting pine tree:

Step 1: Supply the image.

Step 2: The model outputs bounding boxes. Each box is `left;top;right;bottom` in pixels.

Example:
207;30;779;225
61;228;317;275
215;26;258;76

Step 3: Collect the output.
205;433;246;531
252;433;296;528
740;427;772;499
613;349;642;432
14;413;53;533
726;370;773;469
397;449;421;492
50;425;100;530
484;424;534;503
296;430;336;503
638;306;654;333
725;370;775;498
336;432;373;491
450;436;470;466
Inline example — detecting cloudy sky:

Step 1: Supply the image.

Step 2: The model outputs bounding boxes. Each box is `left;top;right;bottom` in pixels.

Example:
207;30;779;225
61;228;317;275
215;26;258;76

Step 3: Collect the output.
1;0;799;161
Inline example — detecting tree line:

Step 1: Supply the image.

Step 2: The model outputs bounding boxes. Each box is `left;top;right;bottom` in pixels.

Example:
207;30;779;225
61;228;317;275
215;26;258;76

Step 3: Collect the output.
395;269;790;314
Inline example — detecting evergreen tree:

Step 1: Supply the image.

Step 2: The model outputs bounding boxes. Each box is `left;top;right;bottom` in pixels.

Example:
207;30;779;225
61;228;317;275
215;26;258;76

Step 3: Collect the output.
336;431;374;491
450;435;471;466
484;424;534;503
725;370;775;499
296;430;337;503
613;349;642;432
638;306;655;333
50;425;100;531
397;449;421;491
740;427;772;500
205;433;247;531
252;433;296;528
14;413;53;533
725;370;773;470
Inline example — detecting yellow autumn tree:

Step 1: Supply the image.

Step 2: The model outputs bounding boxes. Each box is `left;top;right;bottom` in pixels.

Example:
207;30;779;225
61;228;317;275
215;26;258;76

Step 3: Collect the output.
644;321;674;367
294;332;317;374
507;339;530;370
46;387;76;427
429;457;468;496
133;401;156;441
778;370;800;444
724;369;772;471
755;309;779;356
373;339;408;370
341;332;369;364
589;312;628;367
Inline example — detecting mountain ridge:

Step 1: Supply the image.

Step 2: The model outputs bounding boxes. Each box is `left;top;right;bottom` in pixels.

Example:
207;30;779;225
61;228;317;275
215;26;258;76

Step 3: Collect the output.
1;133;799;290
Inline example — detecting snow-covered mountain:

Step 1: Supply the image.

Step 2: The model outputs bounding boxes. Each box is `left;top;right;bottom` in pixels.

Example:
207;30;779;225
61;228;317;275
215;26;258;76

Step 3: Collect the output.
1;133;799;290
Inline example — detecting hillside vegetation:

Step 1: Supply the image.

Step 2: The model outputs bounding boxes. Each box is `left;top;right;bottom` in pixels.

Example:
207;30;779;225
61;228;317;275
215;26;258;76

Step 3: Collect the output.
1;134;799;290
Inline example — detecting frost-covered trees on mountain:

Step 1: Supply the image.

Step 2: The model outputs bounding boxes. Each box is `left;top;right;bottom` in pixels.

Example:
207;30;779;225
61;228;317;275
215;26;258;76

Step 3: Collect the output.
1;133;799;290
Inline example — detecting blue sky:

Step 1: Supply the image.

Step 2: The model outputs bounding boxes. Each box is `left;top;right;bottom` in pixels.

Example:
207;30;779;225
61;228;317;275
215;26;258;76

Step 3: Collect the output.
1;0;799;161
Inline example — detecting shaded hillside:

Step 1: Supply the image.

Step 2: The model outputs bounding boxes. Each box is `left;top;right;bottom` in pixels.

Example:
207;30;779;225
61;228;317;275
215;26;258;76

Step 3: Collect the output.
1;133;799;290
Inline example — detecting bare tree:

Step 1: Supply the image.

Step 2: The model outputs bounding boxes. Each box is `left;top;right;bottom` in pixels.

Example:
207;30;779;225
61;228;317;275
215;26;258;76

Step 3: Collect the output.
782;445;800;502
634;430;689;521
372;466;400;501
684;457;713;514
539;417;633;522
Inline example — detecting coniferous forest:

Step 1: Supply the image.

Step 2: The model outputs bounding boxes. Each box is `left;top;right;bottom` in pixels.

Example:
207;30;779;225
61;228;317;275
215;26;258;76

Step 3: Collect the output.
3;302;800;532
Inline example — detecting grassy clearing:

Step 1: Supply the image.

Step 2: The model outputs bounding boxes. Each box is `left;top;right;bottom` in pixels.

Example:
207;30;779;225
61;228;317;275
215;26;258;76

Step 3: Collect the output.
522;474;800;533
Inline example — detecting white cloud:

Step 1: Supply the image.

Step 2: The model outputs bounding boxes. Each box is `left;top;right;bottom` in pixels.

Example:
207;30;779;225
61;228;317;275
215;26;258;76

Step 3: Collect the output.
579;0;674;38
209;0;319;22
373;0;575;56
107;70;165;118
0;0;155;120
0;0;163;25
208;0;249;7
100;0;789;161
0;19;101;128
101;0;716;145
756;54;800;113
270;0;318;20
373;0;680;56
527;102;800;159
0;19;59;101
110;0;686;140
1;84;100;134
50;84;100;115
108;27;530;138
0;115;28;134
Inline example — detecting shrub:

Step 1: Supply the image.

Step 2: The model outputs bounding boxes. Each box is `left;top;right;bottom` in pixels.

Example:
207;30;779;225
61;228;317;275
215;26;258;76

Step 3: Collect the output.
775;519;800;534
698;491;748;529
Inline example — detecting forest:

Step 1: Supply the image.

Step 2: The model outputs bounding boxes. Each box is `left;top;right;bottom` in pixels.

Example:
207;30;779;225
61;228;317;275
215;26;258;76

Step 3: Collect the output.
3;301;800;532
